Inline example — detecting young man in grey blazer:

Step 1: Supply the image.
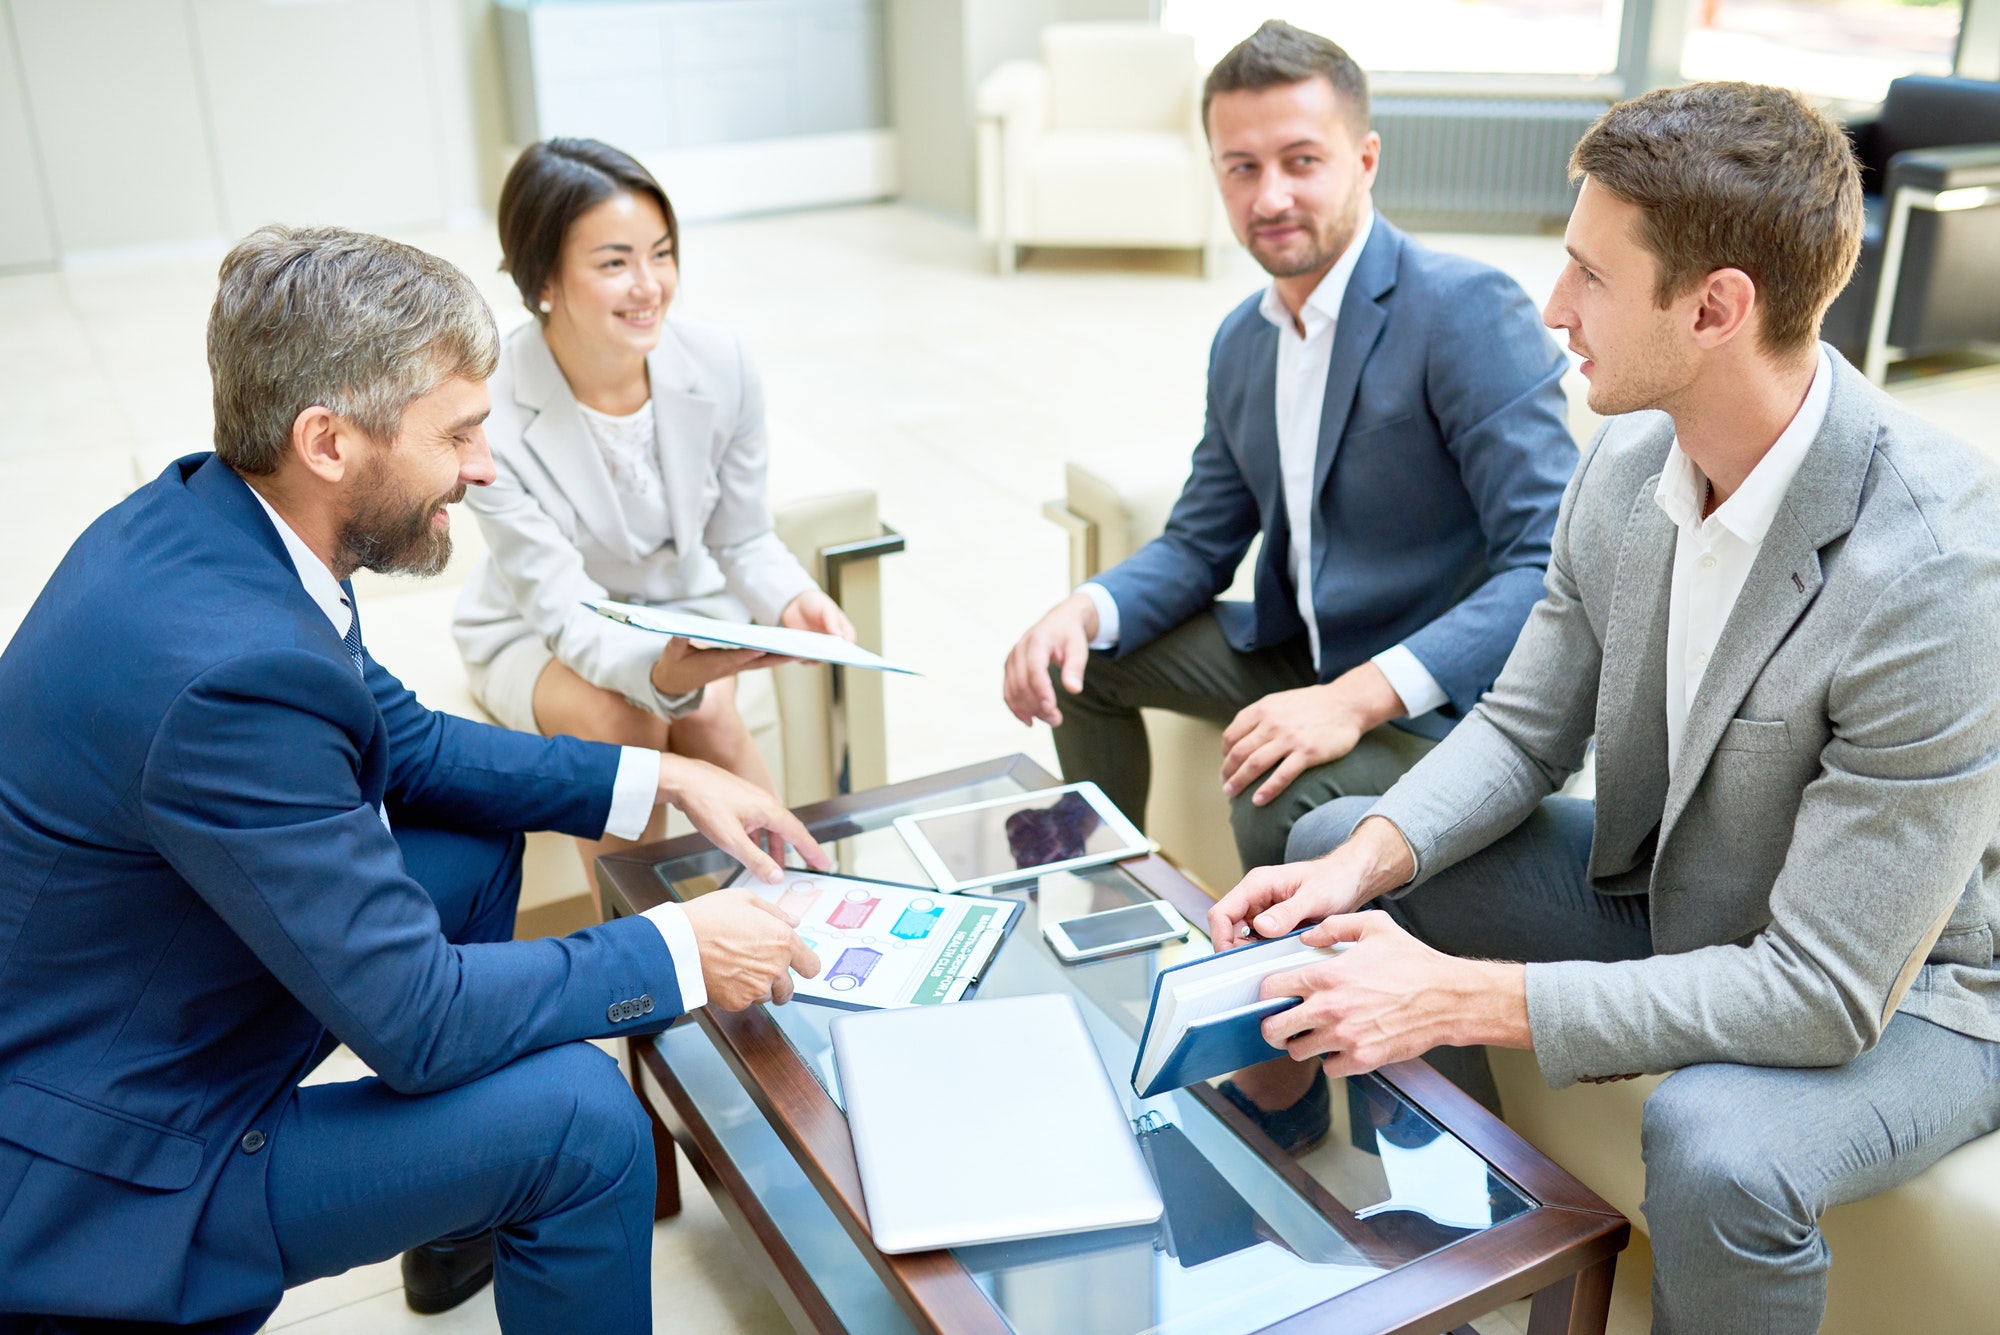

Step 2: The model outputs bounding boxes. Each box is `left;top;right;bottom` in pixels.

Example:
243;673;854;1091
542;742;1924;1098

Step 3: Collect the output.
1210;83;2000;1332
1001;21;1576;871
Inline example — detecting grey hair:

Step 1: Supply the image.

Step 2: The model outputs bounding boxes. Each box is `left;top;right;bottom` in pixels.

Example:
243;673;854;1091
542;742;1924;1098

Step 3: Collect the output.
207;225;499;475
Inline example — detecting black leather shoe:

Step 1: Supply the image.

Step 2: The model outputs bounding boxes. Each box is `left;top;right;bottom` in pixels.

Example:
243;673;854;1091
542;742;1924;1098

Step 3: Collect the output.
402;1232;495;1315
1218;1066;1331;1155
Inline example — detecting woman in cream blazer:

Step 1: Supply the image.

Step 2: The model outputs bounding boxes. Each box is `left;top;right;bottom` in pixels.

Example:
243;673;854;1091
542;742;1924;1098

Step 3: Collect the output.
454;138;851;842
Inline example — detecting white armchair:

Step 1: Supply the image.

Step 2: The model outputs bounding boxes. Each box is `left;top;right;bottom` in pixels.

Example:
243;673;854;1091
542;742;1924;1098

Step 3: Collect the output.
977;23;1217;274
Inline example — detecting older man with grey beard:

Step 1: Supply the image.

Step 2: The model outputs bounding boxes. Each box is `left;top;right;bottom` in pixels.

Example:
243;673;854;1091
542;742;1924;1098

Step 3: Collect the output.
0;225;826;1333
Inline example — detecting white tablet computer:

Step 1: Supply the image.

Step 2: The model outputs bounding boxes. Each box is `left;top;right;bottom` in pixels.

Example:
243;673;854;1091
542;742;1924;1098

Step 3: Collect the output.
892;782;1150;892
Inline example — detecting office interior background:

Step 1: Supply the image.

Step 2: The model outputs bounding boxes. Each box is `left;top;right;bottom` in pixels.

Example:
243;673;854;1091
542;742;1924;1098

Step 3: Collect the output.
4;2;2000;1332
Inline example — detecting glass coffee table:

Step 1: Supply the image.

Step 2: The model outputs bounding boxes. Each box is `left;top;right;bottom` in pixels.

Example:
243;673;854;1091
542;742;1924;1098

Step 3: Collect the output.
597;756;1627;1335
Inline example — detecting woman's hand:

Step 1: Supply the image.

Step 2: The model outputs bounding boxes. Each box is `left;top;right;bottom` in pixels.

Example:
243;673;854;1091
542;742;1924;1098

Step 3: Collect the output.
658;754;832;882
780;589;856;642
649;639;781;698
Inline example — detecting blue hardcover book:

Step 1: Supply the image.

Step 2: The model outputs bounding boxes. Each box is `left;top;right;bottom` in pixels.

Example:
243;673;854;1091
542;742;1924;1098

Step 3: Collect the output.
1131;930;1346;1099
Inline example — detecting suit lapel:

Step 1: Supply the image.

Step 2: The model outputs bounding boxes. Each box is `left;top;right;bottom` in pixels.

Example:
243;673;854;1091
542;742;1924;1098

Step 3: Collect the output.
1657;353;1879;847
187;458;373;677
646;327;716;552
1308;222;1399;509
511;331;634;558
1591;469;1677;876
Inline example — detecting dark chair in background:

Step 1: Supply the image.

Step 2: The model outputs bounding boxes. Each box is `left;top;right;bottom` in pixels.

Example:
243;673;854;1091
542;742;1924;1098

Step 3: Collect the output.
1822;75;2000;382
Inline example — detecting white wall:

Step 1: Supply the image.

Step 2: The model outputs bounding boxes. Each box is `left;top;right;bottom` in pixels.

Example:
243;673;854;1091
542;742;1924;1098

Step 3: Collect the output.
0;0;489;267
10;0;227;255
0;5;55;268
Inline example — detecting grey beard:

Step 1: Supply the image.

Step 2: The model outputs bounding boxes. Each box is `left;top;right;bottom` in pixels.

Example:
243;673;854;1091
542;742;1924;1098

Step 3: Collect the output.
336;486;460;579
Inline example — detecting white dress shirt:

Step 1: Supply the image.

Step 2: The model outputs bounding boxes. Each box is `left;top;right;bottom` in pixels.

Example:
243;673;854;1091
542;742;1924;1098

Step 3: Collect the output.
1080;211;1447;718
1656;347;1832;778
248;487;707;1009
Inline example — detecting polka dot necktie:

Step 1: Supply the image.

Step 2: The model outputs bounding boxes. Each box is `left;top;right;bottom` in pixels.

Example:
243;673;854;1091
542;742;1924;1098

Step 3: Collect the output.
342;599;389;830
341;601;364;677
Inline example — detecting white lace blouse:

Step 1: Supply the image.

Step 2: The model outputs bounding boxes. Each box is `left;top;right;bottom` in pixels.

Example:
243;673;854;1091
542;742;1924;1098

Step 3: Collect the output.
576;398;674;553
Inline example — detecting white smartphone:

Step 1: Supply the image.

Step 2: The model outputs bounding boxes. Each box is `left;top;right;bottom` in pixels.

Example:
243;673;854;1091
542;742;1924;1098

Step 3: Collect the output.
1042;901;1191;963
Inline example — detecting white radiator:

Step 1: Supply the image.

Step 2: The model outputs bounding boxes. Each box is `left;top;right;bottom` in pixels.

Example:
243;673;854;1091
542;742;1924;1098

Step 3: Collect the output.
1373;97;1611;230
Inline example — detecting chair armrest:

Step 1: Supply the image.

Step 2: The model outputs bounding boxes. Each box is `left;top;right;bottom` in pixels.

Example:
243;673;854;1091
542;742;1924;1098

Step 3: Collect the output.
769;490;898;802
976;59;1047;122
821;525;905;606
1042;499;1099;586
1888;143;2000;194
977;61;1046;250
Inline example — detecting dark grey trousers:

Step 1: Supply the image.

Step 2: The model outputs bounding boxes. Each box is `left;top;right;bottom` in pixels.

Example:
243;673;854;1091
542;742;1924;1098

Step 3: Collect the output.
1050;610;1435;869
1290;794;2000;1335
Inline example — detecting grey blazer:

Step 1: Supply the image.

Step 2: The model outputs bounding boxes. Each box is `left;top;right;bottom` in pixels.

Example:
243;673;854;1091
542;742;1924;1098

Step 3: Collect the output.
454;318;817;713
1372;351;2000;1088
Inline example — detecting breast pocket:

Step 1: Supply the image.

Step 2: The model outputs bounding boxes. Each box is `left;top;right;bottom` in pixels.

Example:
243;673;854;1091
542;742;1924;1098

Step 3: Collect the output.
1343;410;1416;439
1717;717;1792;753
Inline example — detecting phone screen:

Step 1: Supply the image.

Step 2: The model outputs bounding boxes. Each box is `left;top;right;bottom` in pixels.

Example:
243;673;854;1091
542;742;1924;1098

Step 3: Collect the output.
1054;903;1179;952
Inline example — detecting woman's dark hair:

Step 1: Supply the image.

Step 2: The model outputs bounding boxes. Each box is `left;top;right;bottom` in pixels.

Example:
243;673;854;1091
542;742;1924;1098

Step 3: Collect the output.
497;138;678;320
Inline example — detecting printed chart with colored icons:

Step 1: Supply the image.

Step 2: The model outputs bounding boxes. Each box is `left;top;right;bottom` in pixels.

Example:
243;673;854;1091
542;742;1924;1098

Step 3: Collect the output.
746;871;1021;1011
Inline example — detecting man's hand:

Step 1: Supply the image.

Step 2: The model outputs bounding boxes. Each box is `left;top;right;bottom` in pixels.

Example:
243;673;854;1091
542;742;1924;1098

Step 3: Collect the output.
683;889;823;1009
651;639;782;697
1002;592;1100;727
658;754;832;883
781;589;856;642
1220;661;1406;805
1207;814;1416;948
1256;911;1529;1077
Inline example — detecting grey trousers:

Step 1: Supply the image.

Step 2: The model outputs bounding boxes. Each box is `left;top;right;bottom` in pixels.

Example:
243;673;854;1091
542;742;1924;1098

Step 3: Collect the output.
1290;795;2000;1335
1051;610;1435;869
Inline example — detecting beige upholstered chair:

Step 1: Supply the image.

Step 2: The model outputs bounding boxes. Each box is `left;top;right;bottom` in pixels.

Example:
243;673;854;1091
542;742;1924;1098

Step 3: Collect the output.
976;22;1218;275
1042;372;1996;1330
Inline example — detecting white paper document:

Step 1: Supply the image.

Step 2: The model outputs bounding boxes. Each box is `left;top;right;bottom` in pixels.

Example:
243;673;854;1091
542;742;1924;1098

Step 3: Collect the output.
583;600;918;674
743;871;1019;1009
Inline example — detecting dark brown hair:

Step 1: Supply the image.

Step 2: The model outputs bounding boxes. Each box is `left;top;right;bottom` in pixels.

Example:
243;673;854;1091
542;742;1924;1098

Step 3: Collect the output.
1201;19;1368;134
497;138;678;321
1570;82;1863;358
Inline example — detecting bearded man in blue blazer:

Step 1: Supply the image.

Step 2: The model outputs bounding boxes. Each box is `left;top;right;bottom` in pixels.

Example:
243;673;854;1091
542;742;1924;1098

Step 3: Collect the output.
0;227;826;1334
1004;21;1577;873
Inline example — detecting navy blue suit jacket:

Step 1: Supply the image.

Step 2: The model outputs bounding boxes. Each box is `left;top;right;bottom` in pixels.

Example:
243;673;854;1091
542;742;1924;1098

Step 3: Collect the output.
1094;217;1576;737
0;455;682;1325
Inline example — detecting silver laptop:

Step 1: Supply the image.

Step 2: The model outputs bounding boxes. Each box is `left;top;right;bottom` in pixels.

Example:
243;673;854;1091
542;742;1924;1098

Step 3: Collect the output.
830;993;1164;1254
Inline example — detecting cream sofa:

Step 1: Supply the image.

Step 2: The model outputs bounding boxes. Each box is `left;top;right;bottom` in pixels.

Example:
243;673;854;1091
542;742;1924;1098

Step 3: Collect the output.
976;22;1218;275
0;430;893;938
1043;376;1999;1332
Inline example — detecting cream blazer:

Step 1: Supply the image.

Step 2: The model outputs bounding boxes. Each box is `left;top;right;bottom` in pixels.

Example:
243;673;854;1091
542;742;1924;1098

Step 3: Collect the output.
453;317;818;712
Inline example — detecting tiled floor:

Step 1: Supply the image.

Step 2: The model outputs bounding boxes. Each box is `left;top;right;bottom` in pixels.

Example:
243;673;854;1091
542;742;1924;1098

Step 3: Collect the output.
5;202;1997;1335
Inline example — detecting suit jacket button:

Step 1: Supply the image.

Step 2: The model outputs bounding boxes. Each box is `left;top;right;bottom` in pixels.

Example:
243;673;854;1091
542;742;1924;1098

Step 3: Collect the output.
240;1130;267;1154
608;1003;623;1023
640;994;654;1015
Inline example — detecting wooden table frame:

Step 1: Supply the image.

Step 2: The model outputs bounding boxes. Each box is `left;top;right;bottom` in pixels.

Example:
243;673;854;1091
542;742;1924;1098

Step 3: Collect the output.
599;756;1629;1335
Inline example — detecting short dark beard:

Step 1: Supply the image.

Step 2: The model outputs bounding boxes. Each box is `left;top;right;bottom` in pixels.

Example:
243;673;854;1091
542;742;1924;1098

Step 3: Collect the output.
335;459;463;579
1247;178;1367;281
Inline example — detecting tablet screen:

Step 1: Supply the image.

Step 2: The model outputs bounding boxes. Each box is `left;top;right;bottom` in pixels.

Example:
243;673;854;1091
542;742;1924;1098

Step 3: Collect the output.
908;789;1130;883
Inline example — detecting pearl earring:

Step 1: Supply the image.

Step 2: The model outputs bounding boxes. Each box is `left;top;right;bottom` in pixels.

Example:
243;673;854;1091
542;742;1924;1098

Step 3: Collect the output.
538;299;552;314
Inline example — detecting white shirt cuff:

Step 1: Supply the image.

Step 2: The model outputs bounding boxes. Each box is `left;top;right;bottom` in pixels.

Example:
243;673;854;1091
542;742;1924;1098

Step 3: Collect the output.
1078;582;1121;650
1370;644;1449;719
640;901;707;1012
604;746;660;841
